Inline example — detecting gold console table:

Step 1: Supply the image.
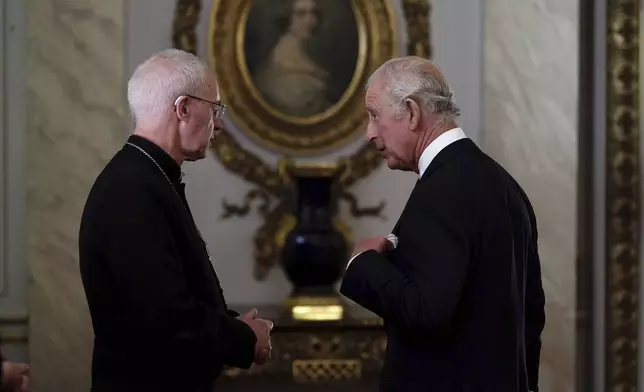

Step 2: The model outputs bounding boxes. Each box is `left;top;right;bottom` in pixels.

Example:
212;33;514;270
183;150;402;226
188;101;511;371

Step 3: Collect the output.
216;305;386;391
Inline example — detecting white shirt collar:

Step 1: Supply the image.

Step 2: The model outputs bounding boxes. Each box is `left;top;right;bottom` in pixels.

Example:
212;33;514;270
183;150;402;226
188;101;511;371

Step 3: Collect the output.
418;127;467;177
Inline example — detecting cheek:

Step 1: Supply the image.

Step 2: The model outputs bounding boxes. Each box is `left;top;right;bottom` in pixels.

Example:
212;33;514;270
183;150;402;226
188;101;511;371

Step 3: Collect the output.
380;125;406;155
186;114;210;142
199;112;212;131
377;122;395;145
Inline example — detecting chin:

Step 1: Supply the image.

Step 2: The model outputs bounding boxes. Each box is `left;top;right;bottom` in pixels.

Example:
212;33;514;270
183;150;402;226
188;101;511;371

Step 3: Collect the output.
185;150;207;162
385;157;404;170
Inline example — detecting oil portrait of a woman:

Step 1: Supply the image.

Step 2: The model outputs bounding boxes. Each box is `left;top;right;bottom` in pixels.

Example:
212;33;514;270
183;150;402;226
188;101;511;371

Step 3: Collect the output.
244;0;360;119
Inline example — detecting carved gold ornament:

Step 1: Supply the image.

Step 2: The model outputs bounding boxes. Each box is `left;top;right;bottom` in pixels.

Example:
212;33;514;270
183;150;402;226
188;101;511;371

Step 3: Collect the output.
173;0;431;280
605;0;640;390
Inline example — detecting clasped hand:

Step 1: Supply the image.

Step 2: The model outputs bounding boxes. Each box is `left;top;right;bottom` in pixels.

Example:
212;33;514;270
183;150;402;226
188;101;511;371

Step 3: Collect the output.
1;361;29;392
238;308;273;365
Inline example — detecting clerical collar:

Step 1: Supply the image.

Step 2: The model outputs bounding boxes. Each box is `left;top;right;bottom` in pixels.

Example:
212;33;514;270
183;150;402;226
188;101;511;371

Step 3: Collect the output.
418;127;467;178
126;135;183;184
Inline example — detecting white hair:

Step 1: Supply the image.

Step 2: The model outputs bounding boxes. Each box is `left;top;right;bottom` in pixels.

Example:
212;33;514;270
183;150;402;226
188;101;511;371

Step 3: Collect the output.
127;49;209;124
366;56;460;122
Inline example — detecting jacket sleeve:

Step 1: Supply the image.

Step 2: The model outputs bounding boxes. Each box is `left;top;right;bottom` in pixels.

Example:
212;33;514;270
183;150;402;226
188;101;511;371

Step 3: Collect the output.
104;192;257;369
525;211;546;391
340;185;470;335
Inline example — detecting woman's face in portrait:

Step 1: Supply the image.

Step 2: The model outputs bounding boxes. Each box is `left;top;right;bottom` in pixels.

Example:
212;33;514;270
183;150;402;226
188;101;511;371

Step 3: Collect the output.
288;0;319;39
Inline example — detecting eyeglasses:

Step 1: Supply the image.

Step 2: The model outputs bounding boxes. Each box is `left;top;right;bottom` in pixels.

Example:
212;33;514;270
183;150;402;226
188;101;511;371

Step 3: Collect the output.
176;94;226;119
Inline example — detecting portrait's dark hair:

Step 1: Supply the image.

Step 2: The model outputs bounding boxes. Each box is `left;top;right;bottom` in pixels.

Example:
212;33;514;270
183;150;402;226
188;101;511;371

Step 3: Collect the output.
271;4;291;35
245;0;316;75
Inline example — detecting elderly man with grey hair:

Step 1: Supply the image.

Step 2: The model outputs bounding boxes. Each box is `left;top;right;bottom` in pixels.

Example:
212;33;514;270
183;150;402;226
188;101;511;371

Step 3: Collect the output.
340;56;546;392
79;49;273;392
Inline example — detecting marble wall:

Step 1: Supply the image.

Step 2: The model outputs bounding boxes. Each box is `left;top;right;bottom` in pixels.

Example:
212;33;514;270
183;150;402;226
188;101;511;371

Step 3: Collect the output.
483;0;578;391
26;0;127;390
1;0;29;362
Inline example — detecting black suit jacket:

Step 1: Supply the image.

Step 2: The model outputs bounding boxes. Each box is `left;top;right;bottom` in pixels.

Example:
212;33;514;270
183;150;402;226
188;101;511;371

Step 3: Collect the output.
340;139;546;392
79;135;256;392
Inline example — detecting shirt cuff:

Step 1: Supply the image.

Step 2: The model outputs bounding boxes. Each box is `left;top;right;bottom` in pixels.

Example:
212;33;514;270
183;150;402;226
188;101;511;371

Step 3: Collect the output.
346;251;364;270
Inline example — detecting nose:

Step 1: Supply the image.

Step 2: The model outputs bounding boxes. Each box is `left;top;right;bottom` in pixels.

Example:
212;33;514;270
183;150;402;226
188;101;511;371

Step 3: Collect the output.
213;117;223;131
365;126;377;145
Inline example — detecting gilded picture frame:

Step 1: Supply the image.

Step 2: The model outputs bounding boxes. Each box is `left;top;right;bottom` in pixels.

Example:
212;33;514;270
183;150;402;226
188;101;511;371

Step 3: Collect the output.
209;0;398;156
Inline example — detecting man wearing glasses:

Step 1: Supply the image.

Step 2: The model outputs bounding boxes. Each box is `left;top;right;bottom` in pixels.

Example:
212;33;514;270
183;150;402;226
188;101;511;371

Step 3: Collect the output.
79;49;273;392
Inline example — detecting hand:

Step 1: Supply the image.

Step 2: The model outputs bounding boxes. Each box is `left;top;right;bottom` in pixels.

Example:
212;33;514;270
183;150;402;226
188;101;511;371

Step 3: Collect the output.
238;309;274;365
252;317;273;365
1;361;29;392
351;236;394;258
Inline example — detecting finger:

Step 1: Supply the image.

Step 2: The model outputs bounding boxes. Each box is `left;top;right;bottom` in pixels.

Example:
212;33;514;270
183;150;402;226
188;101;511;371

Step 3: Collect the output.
378;237;393;251
257;348;269;363
21;375;29;390
17;363;29;374
243;308;258;319
258;318;273;332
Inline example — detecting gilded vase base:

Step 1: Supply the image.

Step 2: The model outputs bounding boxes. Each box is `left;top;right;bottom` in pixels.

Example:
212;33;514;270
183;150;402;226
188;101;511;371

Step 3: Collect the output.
283;294;346;322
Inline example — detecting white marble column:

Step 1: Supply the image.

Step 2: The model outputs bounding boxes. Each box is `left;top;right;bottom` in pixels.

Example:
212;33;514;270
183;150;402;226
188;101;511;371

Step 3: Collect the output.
1;0;29;362
484;0;578;391
26;0;127;390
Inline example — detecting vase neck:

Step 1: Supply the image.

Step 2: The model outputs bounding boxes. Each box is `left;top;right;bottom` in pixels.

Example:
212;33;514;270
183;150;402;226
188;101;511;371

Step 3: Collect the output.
298;205;332;229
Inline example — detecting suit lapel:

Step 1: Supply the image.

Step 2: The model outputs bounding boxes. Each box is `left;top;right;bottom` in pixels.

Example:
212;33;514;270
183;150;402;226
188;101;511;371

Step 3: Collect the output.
391;179;420;234
390;139;478;234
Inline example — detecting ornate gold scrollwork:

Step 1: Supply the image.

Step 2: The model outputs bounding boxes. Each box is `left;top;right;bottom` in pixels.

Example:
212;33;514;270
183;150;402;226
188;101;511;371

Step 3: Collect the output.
605;0;640;390
221;325;386;382
172;0;431;280
292;359;362;383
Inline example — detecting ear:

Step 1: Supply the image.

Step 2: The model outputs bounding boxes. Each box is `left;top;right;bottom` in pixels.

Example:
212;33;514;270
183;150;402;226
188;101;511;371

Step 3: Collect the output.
404;98;422;132
174;96;190;121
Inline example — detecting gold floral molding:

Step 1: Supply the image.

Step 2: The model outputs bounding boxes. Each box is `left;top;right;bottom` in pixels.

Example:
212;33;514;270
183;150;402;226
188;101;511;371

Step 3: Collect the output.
173;0;431;279
605;0;640;390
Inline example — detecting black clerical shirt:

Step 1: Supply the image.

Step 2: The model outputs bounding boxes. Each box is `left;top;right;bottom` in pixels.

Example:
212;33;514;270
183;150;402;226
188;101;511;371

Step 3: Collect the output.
79;135;256;392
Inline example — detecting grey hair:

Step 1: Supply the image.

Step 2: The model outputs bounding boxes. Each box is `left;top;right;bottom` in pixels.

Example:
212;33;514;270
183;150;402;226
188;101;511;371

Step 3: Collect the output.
366;56;460;122
127;49;209;124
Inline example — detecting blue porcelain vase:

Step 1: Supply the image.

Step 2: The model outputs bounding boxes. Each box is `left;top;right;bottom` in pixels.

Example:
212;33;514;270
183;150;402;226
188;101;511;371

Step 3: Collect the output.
281;174;348;295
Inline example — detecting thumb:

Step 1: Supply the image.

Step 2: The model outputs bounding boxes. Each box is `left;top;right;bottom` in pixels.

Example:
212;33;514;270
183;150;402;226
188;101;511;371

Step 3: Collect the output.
244;308;258;319
381;237;394;251
17;363;29;374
